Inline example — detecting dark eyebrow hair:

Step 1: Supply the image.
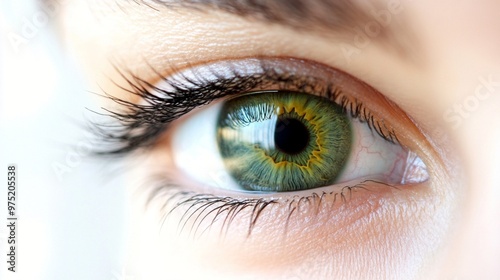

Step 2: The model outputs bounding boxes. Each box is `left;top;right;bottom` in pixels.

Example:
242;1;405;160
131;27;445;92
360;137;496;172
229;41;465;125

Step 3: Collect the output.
44;0;416;61
150;0;416;60
153;0;373;33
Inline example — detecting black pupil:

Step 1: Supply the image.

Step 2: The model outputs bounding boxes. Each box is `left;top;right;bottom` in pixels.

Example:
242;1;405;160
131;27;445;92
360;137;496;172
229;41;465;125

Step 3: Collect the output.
274;118;310;155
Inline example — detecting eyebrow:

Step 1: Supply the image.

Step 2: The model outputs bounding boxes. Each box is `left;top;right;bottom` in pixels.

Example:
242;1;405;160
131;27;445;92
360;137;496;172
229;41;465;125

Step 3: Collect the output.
150;0;415;59
153;0;376;34
48;0;415;61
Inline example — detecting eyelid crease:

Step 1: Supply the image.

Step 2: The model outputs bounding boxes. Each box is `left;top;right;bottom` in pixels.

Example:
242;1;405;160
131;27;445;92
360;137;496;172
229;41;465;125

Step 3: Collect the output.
92;57;403;156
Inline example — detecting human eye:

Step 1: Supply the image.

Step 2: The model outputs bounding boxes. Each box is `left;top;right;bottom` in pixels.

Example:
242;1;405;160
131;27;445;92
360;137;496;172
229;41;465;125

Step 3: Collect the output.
168;58;428;193
95;57;434;237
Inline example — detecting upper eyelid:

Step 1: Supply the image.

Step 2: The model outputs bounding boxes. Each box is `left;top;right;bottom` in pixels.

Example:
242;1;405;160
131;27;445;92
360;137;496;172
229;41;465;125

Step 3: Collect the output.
93;57;419;158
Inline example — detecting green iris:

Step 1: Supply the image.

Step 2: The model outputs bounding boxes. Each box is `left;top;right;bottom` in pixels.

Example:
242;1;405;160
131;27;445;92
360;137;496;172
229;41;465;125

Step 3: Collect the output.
217;91;352;192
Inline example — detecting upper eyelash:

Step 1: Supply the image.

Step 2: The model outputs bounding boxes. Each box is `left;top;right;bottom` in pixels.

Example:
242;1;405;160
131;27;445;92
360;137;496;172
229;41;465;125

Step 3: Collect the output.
92;59;399;155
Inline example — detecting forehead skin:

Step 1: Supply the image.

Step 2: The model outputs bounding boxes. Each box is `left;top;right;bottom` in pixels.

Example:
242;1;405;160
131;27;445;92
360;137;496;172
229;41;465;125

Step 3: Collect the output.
56;0;500;279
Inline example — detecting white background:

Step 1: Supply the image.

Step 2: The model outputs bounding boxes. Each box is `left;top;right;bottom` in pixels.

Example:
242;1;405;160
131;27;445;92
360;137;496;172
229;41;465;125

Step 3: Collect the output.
0;2;128;279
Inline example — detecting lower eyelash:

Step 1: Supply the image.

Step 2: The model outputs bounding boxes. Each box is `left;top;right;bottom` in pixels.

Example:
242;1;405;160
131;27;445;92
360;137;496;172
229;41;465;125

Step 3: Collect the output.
153;179;395;238
171;194;277;237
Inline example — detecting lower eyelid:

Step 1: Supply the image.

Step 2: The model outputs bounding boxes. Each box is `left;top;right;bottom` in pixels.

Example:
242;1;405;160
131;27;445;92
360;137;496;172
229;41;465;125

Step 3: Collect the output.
145;174;422;239
131;170;440;279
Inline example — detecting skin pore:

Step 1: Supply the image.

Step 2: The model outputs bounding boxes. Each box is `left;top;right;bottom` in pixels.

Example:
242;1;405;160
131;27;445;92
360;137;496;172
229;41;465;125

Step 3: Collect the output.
57;0;500;279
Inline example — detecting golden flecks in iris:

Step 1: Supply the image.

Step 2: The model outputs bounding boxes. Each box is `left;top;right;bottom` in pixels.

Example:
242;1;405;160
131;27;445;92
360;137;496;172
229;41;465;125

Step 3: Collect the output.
217;91;352;192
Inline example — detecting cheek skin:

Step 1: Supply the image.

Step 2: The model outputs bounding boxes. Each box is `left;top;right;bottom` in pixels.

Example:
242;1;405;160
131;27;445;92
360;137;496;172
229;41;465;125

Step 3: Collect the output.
436;95;500;279
404;1;500;278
